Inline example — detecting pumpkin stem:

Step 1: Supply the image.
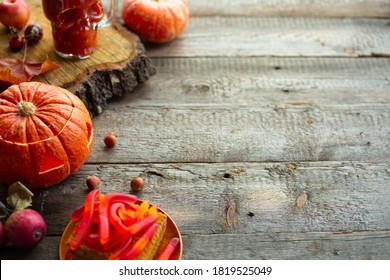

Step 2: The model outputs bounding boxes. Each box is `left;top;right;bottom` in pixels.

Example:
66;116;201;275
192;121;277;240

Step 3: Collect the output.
17;101;37;116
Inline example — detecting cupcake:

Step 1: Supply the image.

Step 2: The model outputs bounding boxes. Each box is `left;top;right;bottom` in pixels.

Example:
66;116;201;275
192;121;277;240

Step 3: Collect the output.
66;190;168;260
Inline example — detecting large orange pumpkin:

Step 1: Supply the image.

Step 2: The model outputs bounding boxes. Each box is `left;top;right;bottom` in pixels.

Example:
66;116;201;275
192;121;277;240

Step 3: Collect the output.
0;82;94;189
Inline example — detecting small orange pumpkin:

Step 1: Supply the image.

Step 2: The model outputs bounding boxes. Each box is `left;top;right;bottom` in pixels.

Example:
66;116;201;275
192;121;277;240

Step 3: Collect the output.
122;0;189;44
0;82;94;189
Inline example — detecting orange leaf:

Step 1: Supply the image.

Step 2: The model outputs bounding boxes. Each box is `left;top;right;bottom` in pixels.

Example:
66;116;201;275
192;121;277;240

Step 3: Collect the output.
0;55;59;84
40;55;60;75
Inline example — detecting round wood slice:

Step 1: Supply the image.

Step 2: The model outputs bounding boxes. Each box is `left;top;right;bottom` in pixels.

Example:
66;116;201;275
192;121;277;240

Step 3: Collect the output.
0;0;156;116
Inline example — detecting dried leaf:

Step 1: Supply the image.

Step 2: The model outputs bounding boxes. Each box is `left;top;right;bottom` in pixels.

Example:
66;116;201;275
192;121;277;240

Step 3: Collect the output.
6;181;34;211
0;55;59;84
40;55;60;75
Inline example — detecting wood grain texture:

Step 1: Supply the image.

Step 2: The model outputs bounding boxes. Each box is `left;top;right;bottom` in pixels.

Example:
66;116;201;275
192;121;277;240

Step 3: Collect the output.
1;231;389;260
88;105;390;163
116;0;390;18
145;17;390;58
104;57;390;107
185;0;390;18
1;162;388;235
182;231;390;260
1;162;389;259
87;57;389;163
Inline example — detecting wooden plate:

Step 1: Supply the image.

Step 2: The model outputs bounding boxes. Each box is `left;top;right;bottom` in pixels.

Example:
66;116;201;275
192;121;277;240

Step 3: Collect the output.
59;202;182;260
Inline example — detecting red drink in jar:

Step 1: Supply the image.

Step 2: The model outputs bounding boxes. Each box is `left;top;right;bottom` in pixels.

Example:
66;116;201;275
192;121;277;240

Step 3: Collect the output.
42;0;114;59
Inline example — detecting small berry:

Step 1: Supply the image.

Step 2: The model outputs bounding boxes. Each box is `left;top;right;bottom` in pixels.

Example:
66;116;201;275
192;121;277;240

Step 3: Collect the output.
131;177;144;191
104;131;117;148
24;23;43;44
9;35;24;51
86;175;101;190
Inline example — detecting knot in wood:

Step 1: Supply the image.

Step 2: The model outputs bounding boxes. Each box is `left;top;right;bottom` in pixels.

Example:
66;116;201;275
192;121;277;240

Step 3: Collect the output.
226;202;237;228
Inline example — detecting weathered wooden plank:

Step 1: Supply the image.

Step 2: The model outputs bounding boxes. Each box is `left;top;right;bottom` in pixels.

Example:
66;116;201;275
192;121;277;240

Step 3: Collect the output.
67;162;390;234
91;59;390;165
2;162;388;235
144;18;390;58
116;0;390;18
186;0;390;18
89;105;390;163
1;231;389;260
107;57;390;107
183;231;390;259
1;162;389;259
100;58;389;167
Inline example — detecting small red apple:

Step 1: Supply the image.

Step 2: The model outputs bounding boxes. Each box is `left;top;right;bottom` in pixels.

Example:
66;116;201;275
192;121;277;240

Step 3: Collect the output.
5;209;46;248
0;0;30;30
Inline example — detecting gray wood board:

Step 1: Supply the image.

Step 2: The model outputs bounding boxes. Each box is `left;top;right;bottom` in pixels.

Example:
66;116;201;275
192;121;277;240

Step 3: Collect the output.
89;106;390;163
13;162;390;236
107;57;390;107
116;0;390;18
2;161;388;259
186;0;390;18
145;18;390;58
1;231;389;260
